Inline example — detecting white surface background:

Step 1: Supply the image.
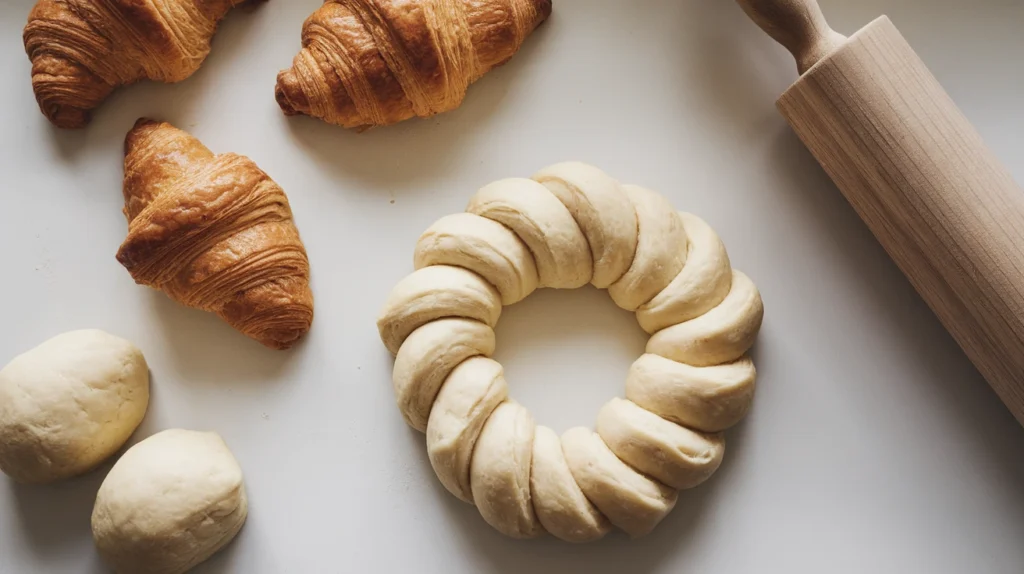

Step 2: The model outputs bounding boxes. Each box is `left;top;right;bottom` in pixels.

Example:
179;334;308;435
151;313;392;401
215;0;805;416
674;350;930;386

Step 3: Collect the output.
1;0;1023;572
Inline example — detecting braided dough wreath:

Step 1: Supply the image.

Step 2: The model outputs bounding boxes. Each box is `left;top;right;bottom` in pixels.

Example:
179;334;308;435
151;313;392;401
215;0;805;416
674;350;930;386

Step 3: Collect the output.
377;162;764;541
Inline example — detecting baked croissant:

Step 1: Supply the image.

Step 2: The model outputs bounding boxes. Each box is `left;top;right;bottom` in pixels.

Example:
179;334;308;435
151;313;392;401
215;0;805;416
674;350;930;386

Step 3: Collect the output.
275;0;552;130
23;0;259;129
116;119;314;350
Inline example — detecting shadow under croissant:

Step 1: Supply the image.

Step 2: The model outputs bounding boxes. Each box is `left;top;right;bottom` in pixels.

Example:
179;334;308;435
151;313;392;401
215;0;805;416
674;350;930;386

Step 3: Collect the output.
149;291;305;385
279;18;554;194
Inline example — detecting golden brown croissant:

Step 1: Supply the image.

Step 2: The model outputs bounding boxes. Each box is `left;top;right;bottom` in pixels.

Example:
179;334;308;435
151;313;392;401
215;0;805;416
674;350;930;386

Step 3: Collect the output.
116;119;314;350
275;0;552;130
23;0;260;129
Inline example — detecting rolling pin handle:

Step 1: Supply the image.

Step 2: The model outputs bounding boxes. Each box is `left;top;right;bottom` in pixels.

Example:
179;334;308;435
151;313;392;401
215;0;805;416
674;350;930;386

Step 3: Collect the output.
734;0;848;74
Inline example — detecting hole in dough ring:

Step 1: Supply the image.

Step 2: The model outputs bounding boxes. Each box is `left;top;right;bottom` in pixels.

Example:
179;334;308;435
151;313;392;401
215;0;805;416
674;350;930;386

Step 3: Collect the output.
378;162;764;541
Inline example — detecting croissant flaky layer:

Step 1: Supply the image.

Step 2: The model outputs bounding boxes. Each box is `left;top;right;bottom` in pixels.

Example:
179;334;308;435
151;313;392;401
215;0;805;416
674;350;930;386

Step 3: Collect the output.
275;0;552;130
117;119;314;350
23;0;259;128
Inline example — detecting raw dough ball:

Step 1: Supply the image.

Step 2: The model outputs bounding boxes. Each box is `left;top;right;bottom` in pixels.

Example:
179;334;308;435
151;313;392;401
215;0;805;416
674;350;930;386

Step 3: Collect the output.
0;329;149;484
92;429;247;574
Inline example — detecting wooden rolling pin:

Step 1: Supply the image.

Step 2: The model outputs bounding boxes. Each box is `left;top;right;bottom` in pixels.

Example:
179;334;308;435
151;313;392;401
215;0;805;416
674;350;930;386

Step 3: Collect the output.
735;0;1024;426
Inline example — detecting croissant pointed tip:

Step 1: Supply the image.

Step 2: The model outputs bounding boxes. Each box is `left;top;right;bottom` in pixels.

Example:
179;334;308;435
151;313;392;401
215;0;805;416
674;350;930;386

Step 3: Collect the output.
133;117;160;130
274;70;307;117
125;118;155;155
45;106;90;129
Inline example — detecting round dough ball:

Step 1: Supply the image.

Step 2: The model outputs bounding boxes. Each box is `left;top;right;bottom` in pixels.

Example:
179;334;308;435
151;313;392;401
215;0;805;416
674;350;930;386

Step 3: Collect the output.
92;429;247;574
0;329;149;484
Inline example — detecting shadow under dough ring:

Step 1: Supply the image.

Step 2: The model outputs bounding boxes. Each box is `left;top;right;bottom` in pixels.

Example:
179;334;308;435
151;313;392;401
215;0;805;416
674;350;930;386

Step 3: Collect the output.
377;162;764;541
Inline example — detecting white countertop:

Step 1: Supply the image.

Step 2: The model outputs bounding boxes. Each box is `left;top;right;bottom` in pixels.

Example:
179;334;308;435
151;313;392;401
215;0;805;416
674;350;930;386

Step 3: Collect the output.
2;1;1023;572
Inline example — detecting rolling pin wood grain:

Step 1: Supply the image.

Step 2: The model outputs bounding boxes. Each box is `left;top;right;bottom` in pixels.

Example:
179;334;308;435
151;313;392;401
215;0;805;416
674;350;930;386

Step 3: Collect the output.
736;0;1024;426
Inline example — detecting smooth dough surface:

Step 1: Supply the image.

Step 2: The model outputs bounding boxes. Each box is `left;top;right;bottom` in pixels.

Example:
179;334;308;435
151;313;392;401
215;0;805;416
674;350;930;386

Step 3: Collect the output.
596;398;724;490
0;330;149;484
427;357;508;503
646;270;763;366
608;185;688;311
414;213;539;305
636;212;732;334
626;354;756;432
393;318;495;431
91;429;247;574
532;162;638;288
469;401;545;538
530;425;611;543
377;265;501;354
561;427;677;538
467;178;593;289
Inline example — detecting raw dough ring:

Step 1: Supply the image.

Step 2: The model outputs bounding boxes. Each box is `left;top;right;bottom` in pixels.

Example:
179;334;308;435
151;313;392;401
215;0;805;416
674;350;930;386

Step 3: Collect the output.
377;162;764;542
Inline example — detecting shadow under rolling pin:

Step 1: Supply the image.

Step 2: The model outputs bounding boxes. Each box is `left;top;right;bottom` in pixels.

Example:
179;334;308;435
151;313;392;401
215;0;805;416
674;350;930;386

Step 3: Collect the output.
735;0;1024;426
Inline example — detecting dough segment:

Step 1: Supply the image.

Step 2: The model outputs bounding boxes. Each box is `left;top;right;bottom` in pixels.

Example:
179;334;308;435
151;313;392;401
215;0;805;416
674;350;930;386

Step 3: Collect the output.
414;213;539;305
561;427;677;538
467;178;593;289
637;212;733;334
608;186;688;311
427;357;509;503
626;354;756;433
470;402;545;539
646;270;764;367
378;162;763;541
530;425;612;542
0;330;149;484
377;265;502;354
532;162;638;288
393;318;496;431
596;398;724;490
91;429;246;574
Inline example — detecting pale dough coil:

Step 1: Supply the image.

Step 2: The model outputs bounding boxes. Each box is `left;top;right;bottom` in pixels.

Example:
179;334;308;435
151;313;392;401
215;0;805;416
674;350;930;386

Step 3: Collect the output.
378;161;764;541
